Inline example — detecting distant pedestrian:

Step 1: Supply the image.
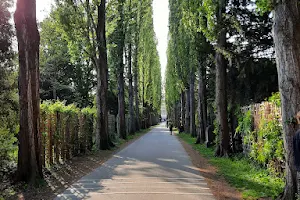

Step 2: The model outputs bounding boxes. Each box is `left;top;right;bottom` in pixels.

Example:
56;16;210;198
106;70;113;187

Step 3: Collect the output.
169;122;173;135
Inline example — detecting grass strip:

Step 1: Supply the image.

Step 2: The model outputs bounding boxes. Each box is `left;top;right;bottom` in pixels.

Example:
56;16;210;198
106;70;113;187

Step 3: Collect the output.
178;133;284;200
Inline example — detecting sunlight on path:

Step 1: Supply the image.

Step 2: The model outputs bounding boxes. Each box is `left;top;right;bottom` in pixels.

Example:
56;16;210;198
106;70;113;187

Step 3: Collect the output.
55;124;215;200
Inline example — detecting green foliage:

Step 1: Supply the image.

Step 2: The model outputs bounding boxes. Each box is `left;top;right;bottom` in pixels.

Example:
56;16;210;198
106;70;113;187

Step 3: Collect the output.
236;110;253;144
236;96;284;177
81;107;97;117
268;92;281;107
0;0;18;168
254;116;284;173
0;128;18;167
166;0;213;118
40;5;95;108
40;100;98;161
201;0;218;42
256;0;274;14
165;37;181;114
179;134;284;199
137;0;162;113
40;100;87;115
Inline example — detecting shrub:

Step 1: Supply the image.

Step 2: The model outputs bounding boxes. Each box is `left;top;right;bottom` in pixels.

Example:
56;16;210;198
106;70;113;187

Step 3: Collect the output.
0;127;18;168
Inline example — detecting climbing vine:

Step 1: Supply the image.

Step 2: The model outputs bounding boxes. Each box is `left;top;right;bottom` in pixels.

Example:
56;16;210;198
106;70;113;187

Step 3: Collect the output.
236;93;284;177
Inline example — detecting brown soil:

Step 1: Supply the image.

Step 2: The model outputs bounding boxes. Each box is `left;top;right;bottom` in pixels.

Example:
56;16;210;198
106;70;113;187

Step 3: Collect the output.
2;131;149;200
178;136;243;200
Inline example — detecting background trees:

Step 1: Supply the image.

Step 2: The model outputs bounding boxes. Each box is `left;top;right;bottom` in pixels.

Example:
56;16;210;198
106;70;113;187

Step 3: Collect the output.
0;0;161;184
5;0;299;197
166;0;300;198
0;0;18;169
40;15;95;108
166;0;277;152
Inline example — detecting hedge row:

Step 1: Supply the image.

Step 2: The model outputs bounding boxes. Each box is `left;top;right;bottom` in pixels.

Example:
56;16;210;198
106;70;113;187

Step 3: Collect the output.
40;101;97;166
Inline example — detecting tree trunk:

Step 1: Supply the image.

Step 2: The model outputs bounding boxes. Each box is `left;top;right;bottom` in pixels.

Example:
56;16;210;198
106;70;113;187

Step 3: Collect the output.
133;32;140;131
273;1;300;199
185;88;190;133
14;0;43;182
181;91;185;128
127;0;135;134
133;2;141;131
214;0;230;157
134;56;140;131
196;63;207;144
117;0;126;140
128;42;135;134
190;71;196;137
175;103;180;128
118;71;126;139
215;30;229;156
96;0;110;150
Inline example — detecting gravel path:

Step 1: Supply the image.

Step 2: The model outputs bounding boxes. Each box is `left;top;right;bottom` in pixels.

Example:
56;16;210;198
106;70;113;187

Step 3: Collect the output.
55;123;215;200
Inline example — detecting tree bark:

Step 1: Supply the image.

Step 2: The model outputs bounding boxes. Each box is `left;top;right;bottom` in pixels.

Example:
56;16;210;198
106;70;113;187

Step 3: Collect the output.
96;0;110;150
128;43;135;134
118;71;126;139
215;40;230;156
181;91;185;128
185;88;190;133
117;0;126;140
175;103;180;128
196;62;208;144
134;53;140;131
127;0;135;134
215;35;230;156
133;1;141;131
215;0;229;157
273;1;300;199
190;71;196;137
14;0;43;182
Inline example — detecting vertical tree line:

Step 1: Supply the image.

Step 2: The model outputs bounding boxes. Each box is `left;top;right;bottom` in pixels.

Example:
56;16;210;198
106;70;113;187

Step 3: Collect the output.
11;0;161;183
165;0;300;198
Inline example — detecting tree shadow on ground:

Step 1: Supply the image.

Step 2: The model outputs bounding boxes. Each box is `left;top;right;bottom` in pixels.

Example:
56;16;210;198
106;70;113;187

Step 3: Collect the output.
54;127;216;200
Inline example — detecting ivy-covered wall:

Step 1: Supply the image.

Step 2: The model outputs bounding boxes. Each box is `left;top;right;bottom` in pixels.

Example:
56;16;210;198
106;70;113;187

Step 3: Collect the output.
237;93;284;177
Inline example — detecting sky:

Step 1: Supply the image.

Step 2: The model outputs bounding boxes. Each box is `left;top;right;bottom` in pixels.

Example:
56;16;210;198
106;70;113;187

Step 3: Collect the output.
14;0;169;80
152;0;169;81
36;0;53;21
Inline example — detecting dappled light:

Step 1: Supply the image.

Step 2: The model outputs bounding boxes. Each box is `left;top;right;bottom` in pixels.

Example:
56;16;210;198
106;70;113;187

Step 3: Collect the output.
56;125;214;200
1;0;300;199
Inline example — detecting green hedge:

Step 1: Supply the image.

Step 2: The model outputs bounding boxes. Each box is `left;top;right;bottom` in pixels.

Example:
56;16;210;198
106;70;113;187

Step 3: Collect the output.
40;100;97;166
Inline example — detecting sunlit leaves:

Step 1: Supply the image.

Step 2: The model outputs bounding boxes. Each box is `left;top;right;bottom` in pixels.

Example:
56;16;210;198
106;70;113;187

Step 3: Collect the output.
256;0;273;14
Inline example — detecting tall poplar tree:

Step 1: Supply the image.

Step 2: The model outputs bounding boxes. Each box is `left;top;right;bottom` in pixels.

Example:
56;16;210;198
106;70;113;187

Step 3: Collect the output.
14;0;43;182
256;0;300;199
